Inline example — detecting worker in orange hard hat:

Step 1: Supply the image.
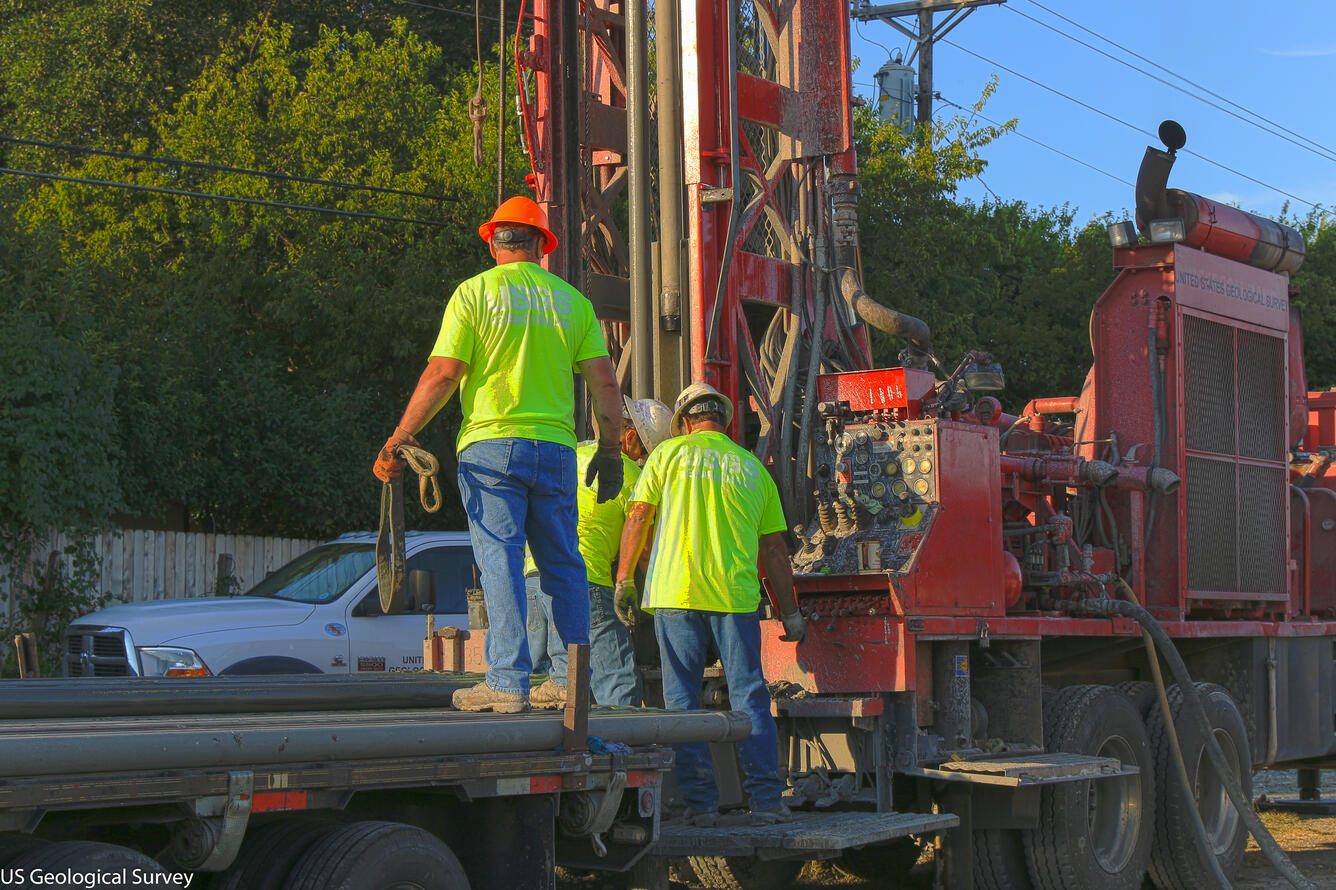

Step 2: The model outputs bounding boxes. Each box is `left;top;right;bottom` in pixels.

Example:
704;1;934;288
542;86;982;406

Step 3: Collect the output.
476;196;558;254
374;195;625;714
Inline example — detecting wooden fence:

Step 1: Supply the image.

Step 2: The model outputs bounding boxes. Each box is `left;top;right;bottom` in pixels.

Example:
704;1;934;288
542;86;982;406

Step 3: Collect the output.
0;530;322;614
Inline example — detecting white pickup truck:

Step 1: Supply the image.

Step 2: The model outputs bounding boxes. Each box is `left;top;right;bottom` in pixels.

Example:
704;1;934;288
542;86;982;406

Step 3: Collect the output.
62;531;478;677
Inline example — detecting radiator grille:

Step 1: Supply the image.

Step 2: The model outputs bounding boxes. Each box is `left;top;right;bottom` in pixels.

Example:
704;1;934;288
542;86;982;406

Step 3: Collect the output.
1186;456;1238;592
1182;313;1287;600
1239;464;1288;592
1237;329;1286;460
1184;316;1236;455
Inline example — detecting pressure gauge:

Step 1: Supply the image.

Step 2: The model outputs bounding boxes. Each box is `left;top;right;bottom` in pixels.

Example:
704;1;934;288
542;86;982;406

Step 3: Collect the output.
871;482;887;498
914;478;930;496
919;458;933;474
900;456;916;476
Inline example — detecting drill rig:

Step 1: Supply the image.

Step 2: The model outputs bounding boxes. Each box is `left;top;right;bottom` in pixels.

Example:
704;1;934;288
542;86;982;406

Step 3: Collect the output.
513;3;1336;889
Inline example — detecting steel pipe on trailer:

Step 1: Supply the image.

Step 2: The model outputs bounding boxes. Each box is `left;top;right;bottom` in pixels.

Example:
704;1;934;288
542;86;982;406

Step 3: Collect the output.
0;674;482;719
0;708;752;777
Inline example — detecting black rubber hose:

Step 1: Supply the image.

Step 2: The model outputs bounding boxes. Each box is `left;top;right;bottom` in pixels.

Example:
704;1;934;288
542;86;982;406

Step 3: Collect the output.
1114;580;1230;890
1068;597;1315;890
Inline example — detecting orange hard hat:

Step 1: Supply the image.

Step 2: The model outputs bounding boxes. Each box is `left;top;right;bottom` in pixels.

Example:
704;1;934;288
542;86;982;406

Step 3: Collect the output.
477;196;557;254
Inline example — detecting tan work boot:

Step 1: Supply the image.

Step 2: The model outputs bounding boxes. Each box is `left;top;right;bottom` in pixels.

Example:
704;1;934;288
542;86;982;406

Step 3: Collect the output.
452;681;529;713
529;679;568;710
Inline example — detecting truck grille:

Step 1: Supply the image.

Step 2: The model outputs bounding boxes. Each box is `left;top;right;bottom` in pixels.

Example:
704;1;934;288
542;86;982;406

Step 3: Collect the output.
63;627;136;677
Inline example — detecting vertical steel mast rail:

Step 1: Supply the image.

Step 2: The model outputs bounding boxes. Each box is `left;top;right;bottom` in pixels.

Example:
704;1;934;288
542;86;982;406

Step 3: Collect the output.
519;1;867;498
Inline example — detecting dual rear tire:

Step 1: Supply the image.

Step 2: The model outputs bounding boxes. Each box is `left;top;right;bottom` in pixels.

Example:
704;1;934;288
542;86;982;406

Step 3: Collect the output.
972;681;1250;890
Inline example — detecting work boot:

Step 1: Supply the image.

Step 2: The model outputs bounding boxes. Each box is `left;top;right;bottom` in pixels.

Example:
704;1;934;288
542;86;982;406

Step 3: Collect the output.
749;802;793;825
452;682;529;714
530;679;568;710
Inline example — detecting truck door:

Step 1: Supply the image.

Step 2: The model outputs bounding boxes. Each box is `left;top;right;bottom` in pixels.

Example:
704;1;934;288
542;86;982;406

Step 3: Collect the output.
345;544;477;674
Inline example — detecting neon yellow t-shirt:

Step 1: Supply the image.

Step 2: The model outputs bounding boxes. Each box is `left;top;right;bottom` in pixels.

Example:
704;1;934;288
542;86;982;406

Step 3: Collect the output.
631;431;786;613
524;442;641;587
430;262;608;453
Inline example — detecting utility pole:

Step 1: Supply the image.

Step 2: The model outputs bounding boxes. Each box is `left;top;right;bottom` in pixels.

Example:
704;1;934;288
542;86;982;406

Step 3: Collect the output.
852;0;1005;129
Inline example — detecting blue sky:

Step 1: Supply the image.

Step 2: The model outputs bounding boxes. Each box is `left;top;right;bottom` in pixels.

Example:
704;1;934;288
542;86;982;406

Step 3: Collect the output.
847;0;1336;227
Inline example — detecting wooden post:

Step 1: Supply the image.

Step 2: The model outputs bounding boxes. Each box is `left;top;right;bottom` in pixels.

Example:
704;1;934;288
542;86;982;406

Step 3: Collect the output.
440;627;467;672
562;643;591;751
423;615;436;669
14;633;40;679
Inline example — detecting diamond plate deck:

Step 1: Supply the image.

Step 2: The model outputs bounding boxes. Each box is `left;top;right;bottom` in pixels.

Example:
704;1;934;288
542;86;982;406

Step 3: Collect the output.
653;810;958;859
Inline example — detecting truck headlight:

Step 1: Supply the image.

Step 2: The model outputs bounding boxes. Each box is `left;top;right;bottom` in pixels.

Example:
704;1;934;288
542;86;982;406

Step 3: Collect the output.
137;647;212;677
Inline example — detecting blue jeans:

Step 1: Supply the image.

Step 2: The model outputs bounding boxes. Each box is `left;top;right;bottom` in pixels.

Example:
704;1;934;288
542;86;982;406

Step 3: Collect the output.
654;608;784;812
527;577;642;706
456;439;589;695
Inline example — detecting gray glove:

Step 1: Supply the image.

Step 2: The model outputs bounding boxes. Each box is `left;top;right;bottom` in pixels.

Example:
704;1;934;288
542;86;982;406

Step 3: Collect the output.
614;579;638;627
779;610;807;643
585;445;624;504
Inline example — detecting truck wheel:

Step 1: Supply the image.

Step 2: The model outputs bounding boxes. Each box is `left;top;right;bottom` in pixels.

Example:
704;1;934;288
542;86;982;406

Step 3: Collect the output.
684;856;801;890
0;834;47;866
214;818;340;890
285;821;469;890
974;830;1033;890
1114;681;1159;720
1145;683;1251;890
1024;684;1155;890
834;837;920;882
11;840;161;873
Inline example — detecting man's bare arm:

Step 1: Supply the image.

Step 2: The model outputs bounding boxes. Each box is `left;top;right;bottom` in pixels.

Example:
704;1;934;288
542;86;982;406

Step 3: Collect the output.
617;501;658;584
397;357;469;436
578;355;623;450
759;531;799;617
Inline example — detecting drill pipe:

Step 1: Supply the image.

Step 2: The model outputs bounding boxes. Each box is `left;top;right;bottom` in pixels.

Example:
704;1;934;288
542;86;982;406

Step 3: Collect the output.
0;674;483;719
0;708;753;777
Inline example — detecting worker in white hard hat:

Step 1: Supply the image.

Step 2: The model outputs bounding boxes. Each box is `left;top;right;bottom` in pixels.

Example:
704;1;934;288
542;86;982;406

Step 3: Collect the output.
615;382;807;827
524;396;673;708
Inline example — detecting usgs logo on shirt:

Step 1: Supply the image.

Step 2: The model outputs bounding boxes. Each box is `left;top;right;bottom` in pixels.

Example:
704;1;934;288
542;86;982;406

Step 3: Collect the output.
678;445;760;489
488;284;573;325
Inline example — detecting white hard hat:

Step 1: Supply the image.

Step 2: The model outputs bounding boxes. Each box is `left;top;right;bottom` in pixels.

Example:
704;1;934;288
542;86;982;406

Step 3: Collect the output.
670;382;734;436
623;396;673;453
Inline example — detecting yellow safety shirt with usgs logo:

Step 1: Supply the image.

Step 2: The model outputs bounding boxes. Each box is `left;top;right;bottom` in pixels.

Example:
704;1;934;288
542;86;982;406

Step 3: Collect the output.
524;442;641;587
630;430;786;613
430;262;608;454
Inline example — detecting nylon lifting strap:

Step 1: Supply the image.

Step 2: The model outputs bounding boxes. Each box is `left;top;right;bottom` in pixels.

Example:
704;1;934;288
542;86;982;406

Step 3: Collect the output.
376;444;444;613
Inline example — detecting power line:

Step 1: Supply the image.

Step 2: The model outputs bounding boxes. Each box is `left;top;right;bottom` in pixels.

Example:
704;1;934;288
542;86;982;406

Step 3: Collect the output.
0;135;452;203
1021;0;1334;161
0;166;452;227
939;96;1133;189
942;39;1332;218
390;0;502;23
1005;4;1336;166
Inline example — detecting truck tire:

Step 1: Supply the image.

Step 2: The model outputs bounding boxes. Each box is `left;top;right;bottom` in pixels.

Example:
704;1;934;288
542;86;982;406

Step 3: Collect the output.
285;821;469;890
214;817;340;890
1114;681;1158;720
11;840;161;874
834;837;920;882
974;830;1033;890
0;834;47;867
1145;683;1251;890
683;856;801;890
1024;684;1155;890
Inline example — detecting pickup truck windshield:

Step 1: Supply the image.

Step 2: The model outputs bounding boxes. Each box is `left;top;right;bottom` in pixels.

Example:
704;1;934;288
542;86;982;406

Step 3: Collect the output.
244;543;376;604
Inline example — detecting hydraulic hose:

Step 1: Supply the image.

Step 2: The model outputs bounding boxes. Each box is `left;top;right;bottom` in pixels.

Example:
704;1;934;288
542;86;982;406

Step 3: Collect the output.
1115;580;1230;890
1068;595;1316;890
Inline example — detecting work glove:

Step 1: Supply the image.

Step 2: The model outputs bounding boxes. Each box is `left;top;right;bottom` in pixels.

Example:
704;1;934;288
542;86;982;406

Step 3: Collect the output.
614;579;638;627
585;444;624;504
779;610;807;644
373;427;418;483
